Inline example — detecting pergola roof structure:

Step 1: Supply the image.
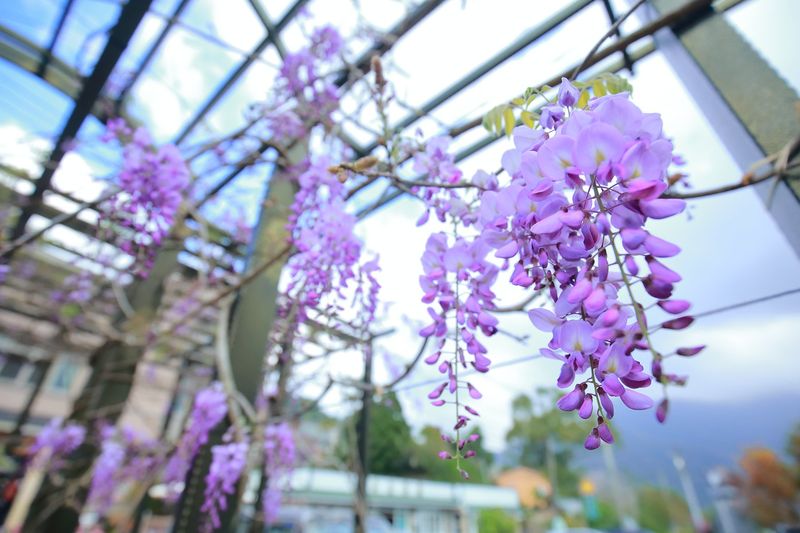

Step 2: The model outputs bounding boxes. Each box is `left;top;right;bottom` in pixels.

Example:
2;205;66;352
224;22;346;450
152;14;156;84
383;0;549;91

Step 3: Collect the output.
0;0;770;417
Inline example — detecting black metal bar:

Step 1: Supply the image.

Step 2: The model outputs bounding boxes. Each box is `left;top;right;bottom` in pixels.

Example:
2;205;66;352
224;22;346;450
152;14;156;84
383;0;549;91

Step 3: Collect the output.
7;0;155;246
353;347;373;533
332;0;447;88
114;0;191;114
600;0;634;72
173;0;310;144
362;0;593;154
36;0;76;78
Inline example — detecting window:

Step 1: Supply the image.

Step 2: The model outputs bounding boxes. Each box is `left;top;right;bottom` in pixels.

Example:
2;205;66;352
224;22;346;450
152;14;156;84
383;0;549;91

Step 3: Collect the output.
48;358;78;392
0;356;24;380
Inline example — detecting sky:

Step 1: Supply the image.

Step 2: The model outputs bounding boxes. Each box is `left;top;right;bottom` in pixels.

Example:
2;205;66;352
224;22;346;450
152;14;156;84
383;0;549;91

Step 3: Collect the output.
1;0;799;465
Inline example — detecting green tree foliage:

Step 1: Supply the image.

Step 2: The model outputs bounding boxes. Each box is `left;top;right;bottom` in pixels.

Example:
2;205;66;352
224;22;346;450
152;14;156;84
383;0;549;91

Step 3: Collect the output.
477;508;517;533
636;486;693;533
504;391;586;496
337;392;417;476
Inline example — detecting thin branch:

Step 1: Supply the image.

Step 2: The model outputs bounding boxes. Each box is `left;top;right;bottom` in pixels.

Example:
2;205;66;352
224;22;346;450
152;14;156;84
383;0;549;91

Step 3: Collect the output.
572;0;647;79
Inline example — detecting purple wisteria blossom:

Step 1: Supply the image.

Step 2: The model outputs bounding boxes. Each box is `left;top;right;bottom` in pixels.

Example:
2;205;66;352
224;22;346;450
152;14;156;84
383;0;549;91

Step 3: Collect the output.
201;438;249;531
100;122;190;276
418;231;499;470
474;79;700;448
261;422;296;525
163;382;228;490
27;418;86;469
284;158;380;330
412;136;469;226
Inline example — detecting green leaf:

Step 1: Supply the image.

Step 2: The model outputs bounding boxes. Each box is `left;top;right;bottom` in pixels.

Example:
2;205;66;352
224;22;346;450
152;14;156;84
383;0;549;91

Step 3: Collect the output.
503;107;515;137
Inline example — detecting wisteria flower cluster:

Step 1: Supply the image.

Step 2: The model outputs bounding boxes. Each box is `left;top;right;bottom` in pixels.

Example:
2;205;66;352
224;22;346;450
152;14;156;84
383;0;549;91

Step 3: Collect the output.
418;228;500;474
86;425;162;516
412;136;470;226
100;119;190;276
284;159;380;329
261;422;296;525
163;382;228;489
478;78;700;449
27;417;86;469
201;435;250;531
267;25;344;141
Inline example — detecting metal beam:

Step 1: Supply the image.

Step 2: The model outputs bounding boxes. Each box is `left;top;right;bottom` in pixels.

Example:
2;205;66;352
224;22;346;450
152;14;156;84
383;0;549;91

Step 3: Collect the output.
173;0;309;144
648;0;800;255
114;0;192;113
36;0;76;78
7;0;155;246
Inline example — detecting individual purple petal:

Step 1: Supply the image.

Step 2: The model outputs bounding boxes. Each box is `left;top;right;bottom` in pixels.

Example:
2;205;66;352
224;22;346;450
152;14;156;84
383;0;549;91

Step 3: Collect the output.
677;345;705;356
620;228;647;250
662;316;694;330
597;422;614;443
567;277;593;304
584;429;601;450
527;308;563;333
578;394;594;419
428;382;447;400
643;234;680;257
467;383;482;399
464;405;480;416
495;240;519;259
602;374;625;396
424;351;441;365
625;178;667;200
513;126;546;152
556;386;585;411
556;363;575;389
620;389;654;410
647;257;682;283
657;299;691;314
531;212;564;234
656;398;669;423
431;399;446;407
640;198;686;219
599;390;615;418
557;77;579;107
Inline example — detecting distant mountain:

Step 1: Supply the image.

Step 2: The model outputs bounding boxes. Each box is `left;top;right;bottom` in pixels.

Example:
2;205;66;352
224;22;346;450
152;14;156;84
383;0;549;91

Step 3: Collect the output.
574;392;800;505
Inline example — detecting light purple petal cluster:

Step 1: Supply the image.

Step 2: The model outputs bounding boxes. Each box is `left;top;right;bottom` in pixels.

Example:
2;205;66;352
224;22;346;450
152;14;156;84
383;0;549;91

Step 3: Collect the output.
100;122;190;276
201;438;249;531
477;79;700;448
27;418;86;469
86;425;161;516
163;382;228;489
412;136;470;225
261;422;296;525
285;159;380;328
270;26;343;138
418;231;498;470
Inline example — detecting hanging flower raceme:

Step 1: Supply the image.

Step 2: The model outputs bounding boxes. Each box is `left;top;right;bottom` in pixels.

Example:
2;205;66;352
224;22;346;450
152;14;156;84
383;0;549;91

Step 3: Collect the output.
418;231;499;474
201;434;249;532
27;418;86;470
100;119;190;276
284;159;380;329
412;136;471;226
477;78;701;448
86;425;162;517
163;382;228;490
261;422;296;525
